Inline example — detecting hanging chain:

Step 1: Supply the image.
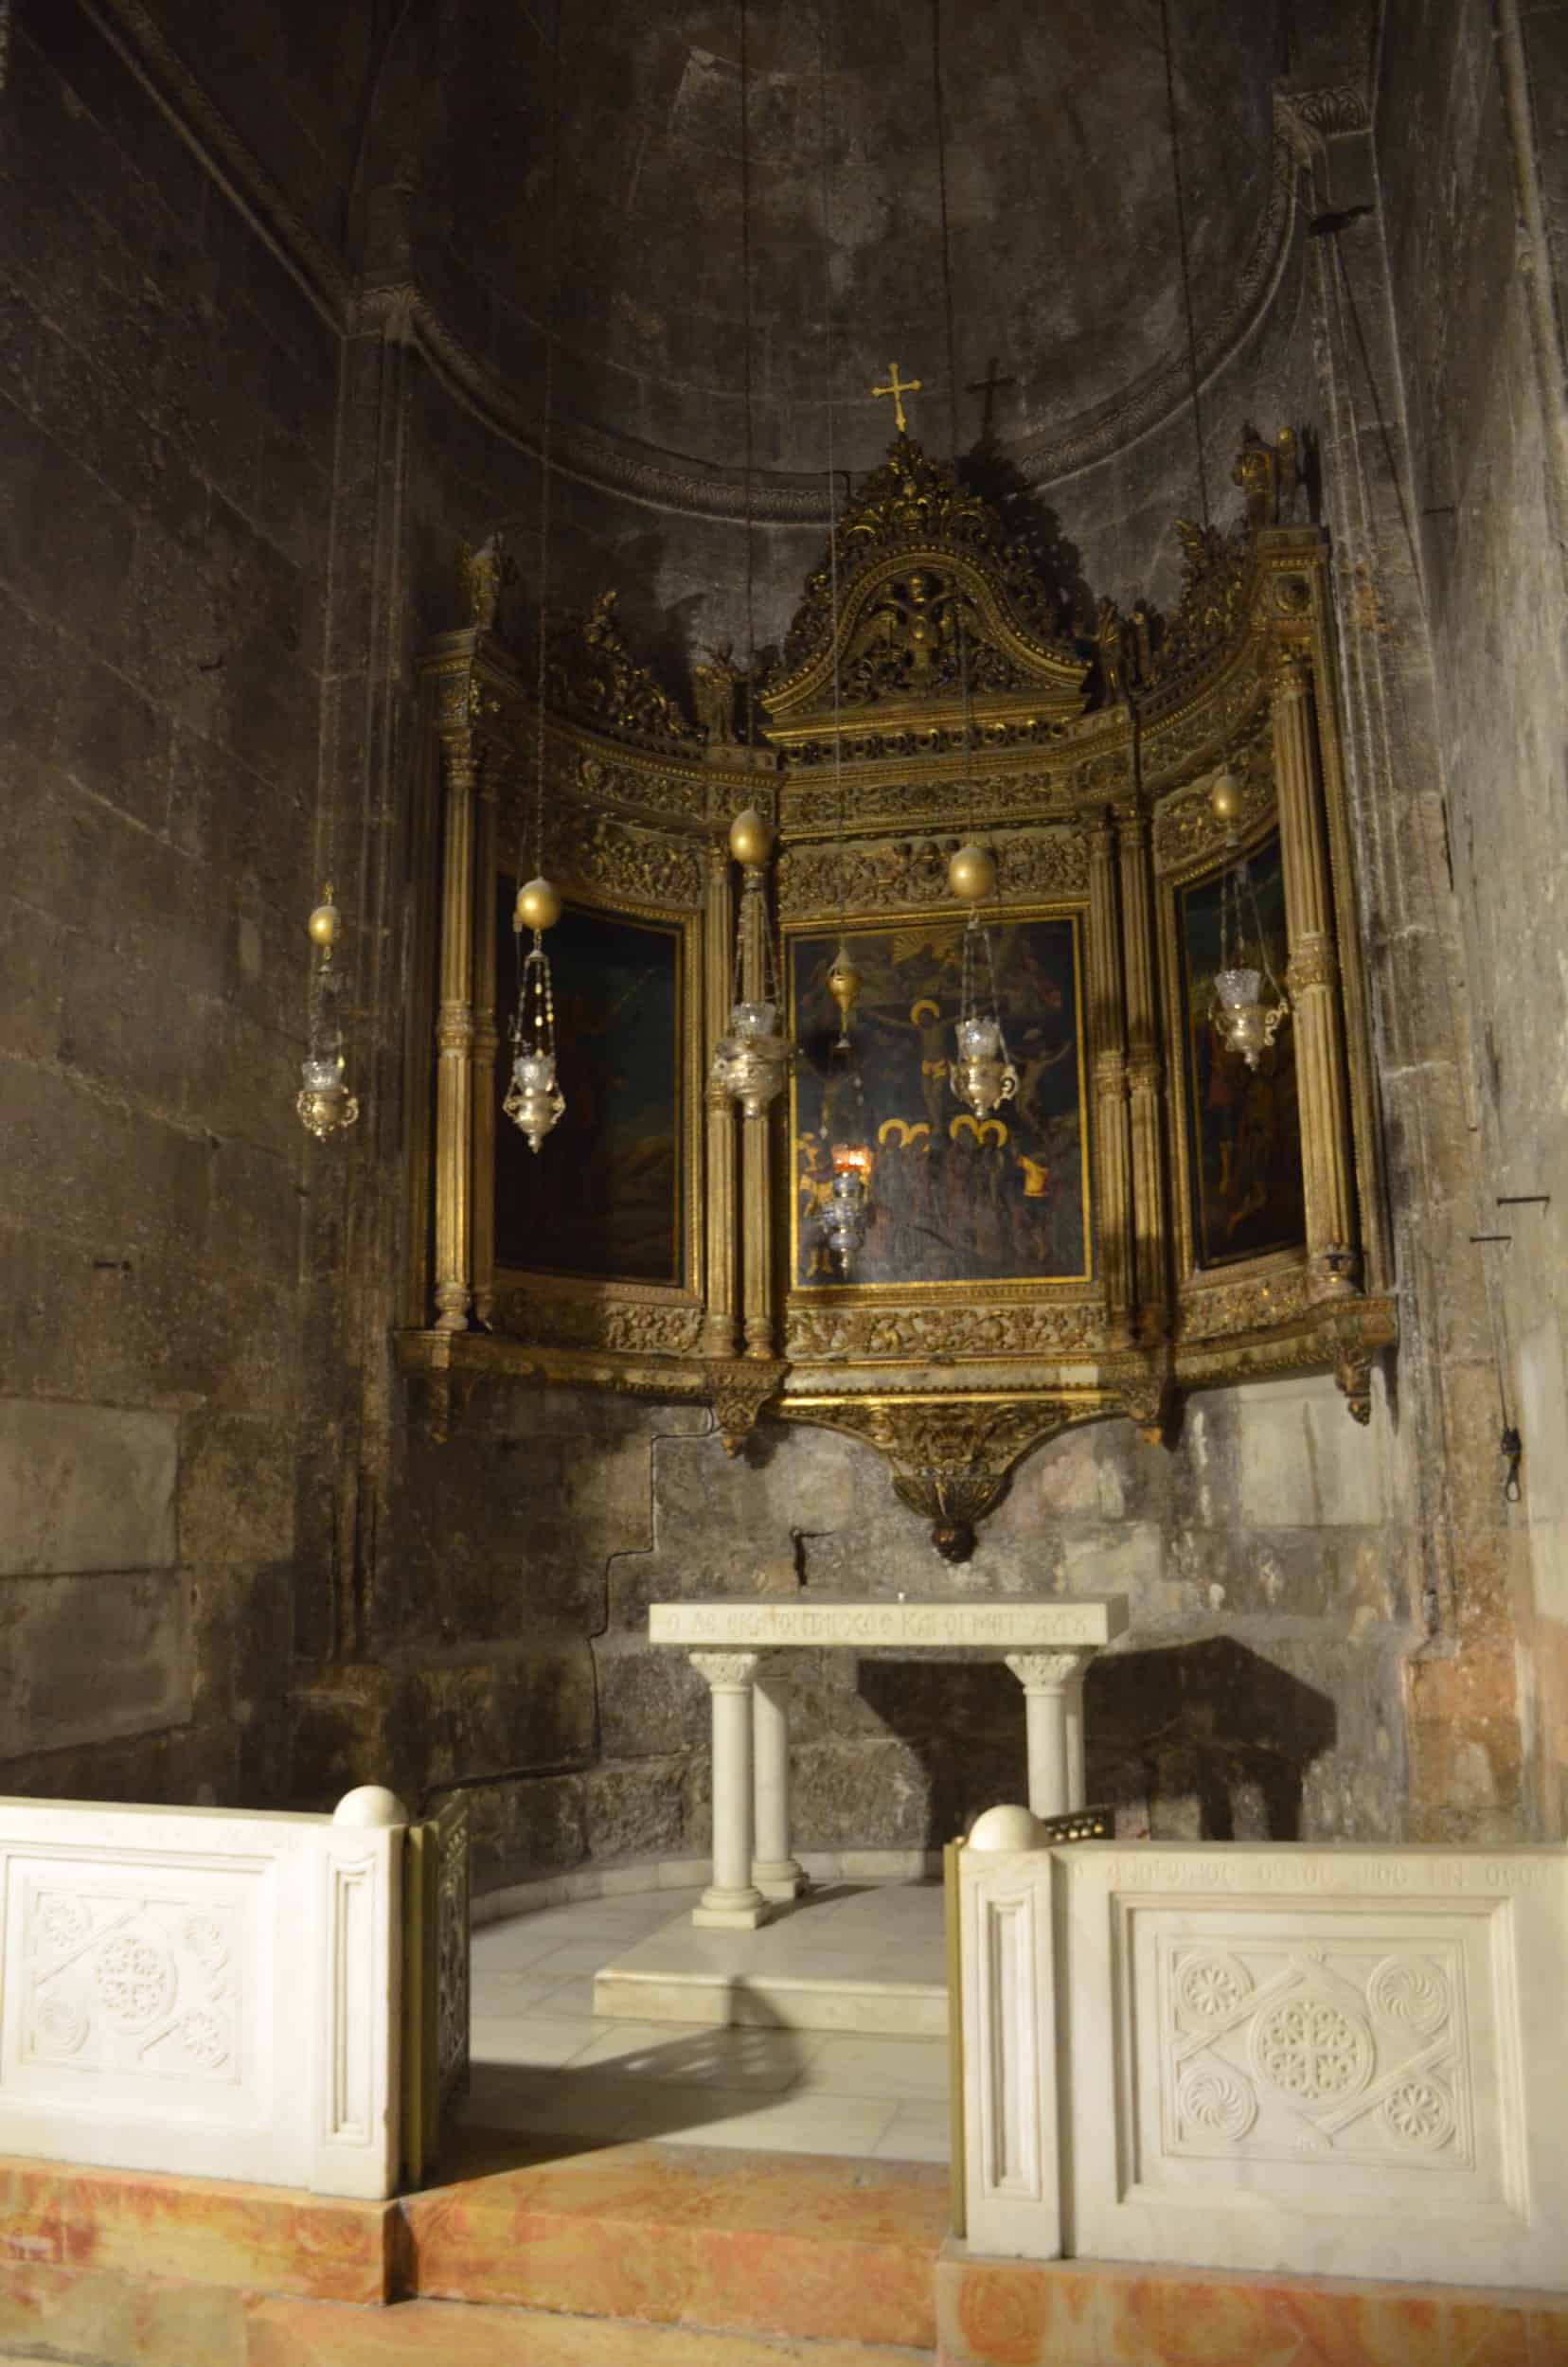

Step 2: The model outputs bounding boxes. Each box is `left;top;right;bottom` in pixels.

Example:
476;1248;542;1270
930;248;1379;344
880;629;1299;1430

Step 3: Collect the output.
512;0;565;1066
932;0;979;863
1161;0;1209;530
740;0;757;747
531;0;564;891
817;0;849;949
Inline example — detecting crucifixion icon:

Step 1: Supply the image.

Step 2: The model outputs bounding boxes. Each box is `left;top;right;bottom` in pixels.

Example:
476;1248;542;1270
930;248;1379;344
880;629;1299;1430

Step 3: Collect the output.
870;362;923;436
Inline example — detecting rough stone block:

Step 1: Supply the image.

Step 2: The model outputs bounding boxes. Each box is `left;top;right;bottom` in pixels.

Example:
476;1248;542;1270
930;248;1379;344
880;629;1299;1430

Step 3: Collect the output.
176;1414;295;1569
595;1638;709;1760
1230;1377;1387;1529
464;1773;588;1892
0;1397;177;1575
0;1569;191;1755
582;1760;689;1862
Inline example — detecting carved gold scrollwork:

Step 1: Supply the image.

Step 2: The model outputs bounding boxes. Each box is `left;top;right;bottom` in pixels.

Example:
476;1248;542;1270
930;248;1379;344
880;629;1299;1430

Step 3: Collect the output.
783;1299;1100;1362
547;589;703;750
534;809;705;910
768;434;1084;696
1144;519;1254;697
707;1360;789;1457
778;828;1087;920
1151;734;1274;872
784;1397;1096;1561
500;1290;705;1358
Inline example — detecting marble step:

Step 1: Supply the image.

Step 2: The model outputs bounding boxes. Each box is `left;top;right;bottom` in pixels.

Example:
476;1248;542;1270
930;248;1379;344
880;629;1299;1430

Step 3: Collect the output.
593;1879;949;2036
244;2300;935;2367
407;2134;952;2351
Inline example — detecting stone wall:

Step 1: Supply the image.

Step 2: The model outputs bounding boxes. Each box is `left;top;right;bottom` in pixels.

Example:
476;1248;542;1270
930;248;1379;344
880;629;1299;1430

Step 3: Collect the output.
0;0;339;1804
1375;0;1568;1835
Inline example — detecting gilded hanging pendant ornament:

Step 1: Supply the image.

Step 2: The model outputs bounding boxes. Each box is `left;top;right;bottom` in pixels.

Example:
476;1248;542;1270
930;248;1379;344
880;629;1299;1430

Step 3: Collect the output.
297;884;360;1140
504;879;566;1152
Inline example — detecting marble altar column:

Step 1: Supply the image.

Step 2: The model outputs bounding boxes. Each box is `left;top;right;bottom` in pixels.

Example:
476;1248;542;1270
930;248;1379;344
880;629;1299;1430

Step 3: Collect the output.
752;1677;805;1901
1006;1651;1096;1820
1063;1666;1087;1812
690;1651;769;1929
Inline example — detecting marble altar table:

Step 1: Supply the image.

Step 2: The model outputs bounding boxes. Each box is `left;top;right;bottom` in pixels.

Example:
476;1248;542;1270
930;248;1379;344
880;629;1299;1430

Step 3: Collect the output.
649;1596;1128;1929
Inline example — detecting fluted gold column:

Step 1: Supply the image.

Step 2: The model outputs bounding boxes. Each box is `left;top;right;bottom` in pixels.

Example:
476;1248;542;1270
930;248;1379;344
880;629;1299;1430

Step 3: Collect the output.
1273;650;1357;1295
702;841;739;1358
433;728;477;1331
1088;812;1134;1345
470;762;500;1328
1117;808;1170;1340
739;858;775;1360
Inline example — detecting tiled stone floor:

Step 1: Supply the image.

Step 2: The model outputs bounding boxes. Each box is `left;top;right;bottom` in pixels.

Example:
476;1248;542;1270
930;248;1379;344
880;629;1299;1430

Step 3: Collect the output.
468;1882;951;2162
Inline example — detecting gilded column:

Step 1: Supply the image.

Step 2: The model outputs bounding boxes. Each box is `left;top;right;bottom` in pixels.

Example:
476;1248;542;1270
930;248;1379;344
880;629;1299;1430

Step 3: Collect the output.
470;759;500;1328
1117;807;1169;1340
701;840;739;1359
433;726;477;1330
1273;650;1356;1295
1088;811;1134;1346
739;858;775;1360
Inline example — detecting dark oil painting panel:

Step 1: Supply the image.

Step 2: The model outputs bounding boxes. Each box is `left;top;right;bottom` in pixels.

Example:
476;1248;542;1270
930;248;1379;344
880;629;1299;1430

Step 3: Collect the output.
789;914;1090;1290
494;886;684;1288
1179;833;1307;1269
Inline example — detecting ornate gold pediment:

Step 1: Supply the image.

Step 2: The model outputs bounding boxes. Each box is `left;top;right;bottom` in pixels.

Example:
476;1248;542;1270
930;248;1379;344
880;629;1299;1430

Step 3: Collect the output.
763;433;1089;747
546;588;704;752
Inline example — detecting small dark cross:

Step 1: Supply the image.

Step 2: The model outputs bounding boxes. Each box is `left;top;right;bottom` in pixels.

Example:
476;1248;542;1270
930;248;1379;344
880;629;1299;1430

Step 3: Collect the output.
967;356;1018;443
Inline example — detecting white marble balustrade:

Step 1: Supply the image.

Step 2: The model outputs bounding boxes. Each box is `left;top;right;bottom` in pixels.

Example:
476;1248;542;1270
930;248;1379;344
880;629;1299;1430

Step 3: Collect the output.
956;1830;1568;2290
0;1786;407;2198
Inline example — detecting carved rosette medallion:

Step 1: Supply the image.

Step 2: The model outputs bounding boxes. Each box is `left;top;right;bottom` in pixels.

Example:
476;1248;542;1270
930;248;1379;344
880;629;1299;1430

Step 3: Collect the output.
1178;2065;1258;2140
1250;1994;1374;2103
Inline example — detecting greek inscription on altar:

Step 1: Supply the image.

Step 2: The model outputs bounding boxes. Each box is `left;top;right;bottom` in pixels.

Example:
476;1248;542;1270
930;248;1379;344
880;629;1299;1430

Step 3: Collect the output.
649;1597;1127;1649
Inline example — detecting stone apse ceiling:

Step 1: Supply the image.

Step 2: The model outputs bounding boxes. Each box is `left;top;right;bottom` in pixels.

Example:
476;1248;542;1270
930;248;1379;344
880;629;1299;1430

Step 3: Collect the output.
413;0;1293;496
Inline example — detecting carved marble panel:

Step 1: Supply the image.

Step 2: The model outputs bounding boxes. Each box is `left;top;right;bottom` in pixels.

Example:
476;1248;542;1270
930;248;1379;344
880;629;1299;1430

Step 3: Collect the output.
20;1882;244;2087
0;1795;404;2200
1157;1935;1471;2167
1122;1906;1519;2216
964;1843;1568;2290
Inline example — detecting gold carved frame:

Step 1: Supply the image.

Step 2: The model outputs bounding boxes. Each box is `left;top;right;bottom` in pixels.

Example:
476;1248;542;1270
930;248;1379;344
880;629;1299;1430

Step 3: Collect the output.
398;431;1395;1548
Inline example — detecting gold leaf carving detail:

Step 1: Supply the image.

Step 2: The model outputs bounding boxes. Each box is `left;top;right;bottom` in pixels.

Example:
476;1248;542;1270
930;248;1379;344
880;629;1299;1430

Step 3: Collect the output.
540;810;704;909
784;1300;1100;1360
547;590;703;751
778;829;1087;919
501;1291;704;1357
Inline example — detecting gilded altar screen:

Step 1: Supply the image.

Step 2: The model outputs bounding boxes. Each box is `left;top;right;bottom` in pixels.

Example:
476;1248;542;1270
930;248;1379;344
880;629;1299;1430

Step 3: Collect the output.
1177;833;1307;1269
493;889;685;1287
787;912;1091;1290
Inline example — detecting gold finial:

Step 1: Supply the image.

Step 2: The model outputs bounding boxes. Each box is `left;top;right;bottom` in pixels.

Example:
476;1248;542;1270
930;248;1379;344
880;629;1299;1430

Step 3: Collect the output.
870;362;923;436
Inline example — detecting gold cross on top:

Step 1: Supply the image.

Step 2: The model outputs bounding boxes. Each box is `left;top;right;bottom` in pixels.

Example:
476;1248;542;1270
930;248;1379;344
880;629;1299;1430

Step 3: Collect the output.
870;362;923;436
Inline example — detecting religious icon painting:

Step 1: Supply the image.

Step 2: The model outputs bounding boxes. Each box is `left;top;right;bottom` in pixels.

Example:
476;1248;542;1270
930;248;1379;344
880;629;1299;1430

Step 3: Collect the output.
786;911;1092;1291
493;887;686;1288
1176;832;1308;1270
